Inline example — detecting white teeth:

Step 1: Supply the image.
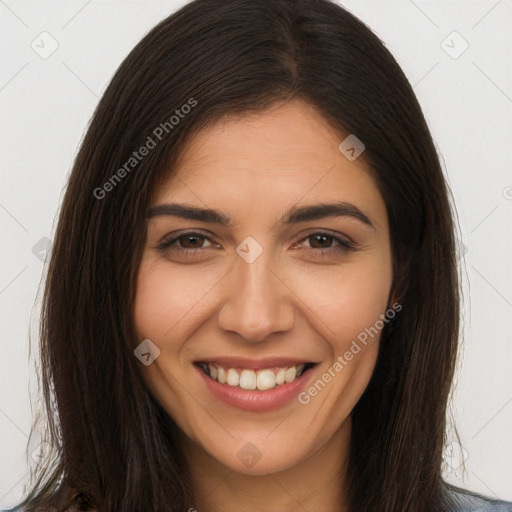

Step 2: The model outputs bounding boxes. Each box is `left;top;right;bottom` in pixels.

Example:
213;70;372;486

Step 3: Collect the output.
202;363;311;390
256;369;276;390
226;368;239;386
284;367;296;383
239;369;257;390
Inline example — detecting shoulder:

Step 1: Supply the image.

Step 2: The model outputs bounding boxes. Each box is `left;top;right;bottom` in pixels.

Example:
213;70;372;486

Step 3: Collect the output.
443;483;512;512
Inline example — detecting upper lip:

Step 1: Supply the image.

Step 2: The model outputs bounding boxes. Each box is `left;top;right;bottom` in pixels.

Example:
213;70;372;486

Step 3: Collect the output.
194;357;315;370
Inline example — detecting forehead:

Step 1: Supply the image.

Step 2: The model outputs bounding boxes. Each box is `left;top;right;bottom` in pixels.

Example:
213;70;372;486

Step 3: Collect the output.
171;99;363;174
153;99;387;229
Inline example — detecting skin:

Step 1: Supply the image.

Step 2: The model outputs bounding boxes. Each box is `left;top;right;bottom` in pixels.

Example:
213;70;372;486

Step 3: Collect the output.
134;99;393;512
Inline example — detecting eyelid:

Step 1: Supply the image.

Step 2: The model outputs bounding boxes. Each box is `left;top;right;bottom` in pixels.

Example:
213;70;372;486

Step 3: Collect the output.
295;228;355;246
155;229;219;251
157;227;354;243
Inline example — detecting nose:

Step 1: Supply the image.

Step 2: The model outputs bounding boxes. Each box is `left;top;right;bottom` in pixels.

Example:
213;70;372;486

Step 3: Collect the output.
217;247;295;343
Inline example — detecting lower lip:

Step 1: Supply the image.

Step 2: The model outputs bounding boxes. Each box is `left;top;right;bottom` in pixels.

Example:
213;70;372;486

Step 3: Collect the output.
195;365;315;412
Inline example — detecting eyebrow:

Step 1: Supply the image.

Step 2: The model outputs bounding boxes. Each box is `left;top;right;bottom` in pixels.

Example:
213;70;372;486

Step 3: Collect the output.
147;201;374;228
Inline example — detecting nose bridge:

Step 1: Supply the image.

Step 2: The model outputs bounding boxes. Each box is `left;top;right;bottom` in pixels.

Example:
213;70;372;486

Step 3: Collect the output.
218;242;294;342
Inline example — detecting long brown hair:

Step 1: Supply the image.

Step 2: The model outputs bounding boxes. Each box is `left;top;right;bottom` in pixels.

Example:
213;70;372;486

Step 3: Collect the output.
9;0;460;510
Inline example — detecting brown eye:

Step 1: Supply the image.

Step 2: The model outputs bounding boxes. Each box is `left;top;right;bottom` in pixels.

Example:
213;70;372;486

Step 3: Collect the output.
294;231;356;257
308;233;334;249
178;234;207;249
155;231;218;255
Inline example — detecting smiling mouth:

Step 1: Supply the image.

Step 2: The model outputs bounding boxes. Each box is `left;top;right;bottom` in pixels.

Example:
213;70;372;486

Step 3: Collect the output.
195;362;316;391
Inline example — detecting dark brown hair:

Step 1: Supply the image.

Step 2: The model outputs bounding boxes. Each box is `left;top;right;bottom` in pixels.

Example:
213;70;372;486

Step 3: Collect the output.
10;0;461;510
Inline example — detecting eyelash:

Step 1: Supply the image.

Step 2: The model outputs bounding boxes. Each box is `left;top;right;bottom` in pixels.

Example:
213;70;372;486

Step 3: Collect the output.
155;231;356;258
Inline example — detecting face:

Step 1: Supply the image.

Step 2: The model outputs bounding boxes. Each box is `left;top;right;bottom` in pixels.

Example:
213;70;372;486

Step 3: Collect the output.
134;99;393;476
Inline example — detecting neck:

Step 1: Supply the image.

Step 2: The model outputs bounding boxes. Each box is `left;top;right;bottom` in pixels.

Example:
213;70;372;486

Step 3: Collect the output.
183;418;351;512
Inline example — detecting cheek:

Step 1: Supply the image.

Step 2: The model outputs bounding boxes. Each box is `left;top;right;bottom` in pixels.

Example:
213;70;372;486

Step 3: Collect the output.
135;250;393;348
288;255;393;349
133;258;222;342
292;259;392;429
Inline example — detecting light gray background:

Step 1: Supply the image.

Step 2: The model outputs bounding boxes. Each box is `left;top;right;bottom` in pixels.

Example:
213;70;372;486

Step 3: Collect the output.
1;0;511;508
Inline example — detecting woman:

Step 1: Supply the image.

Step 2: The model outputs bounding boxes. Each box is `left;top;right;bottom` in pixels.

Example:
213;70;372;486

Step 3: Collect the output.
7;0;511;511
